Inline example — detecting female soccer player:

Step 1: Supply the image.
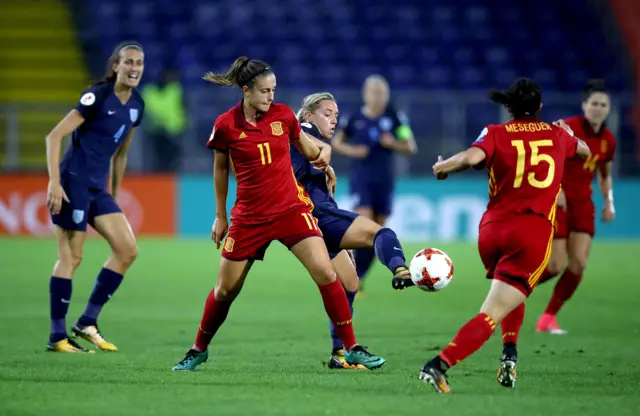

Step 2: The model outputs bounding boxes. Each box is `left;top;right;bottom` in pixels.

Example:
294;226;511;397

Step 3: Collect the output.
293;92;411;369
536;80;616;334
332;75;417;291
45;41;145;353
171;57;385;371
395;78;590;393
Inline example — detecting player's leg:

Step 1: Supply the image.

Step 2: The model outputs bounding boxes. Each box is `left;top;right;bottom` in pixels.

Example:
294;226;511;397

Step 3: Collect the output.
173;223;262;371
538;206;569;284
351;181;376;290
419;215;550;393
326;250;365;369
283;216;385;369
72;194;136;351
498;301;525;388
47;180;93;353
536;238;568;333
172;258;254;371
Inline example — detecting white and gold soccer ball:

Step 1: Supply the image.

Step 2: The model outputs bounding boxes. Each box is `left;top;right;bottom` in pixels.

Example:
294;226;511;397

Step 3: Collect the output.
409;248;454;292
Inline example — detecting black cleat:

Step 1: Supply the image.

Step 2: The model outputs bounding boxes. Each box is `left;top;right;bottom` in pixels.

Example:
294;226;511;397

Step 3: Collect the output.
419;364;451;393
392;267;414;291
497;353;517;388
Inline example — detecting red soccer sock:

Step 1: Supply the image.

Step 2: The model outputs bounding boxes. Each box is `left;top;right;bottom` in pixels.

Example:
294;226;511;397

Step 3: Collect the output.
194;289;232;351
544;269;583;315
439;313;496;368
501;303;525;345
318;279;357;351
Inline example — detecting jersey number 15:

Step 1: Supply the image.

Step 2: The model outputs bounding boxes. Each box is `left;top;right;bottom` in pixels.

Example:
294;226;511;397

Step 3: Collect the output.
511;140;555;189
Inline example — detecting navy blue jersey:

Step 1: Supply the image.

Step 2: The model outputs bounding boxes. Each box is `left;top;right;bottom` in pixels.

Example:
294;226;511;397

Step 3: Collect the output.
290;122;337;209
338;106;407;184
60;82;145;189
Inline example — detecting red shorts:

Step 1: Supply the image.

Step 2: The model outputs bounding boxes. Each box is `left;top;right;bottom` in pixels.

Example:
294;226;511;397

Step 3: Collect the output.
478;213;554;296
554;197;595;239
222;205;322;261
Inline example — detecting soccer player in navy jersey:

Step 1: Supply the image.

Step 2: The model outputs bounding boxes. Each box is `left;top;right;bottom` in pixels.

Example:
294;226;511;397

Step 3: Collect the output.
44;41;145;353
293;92;411;369
332;75;417;293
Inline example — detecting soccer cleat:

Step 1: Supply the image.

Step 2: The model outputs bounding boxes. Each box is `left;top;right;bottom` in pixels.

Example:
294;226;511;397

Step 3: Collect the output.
328;348;367;370
47;338;95;353
497;354;518;388
344;345;385;370
419;364;451;393
391;267;414;291
71;324;118;351
536;313;568;335
172;349;209;371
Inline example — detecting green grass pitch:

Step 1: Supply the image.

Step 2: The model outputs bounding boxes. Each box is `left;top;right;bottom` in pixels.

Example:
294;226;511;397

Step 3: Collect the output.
1;237;639;415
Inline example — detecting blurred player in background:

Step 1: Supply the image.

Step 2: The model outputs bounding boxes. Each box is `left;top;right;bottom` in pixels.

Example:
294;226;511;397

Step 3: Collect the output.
293;92;411;369
44;41;145;353
536;80;616;334
396;79;590;393
172;57;385;371
332;75;417;292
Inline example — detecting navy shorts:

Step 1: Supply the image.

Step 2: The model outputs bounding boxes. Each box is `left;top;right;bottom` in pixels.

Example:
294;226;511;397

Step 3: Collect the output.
314;204;359;259
349;180;393;216
51;180;122;232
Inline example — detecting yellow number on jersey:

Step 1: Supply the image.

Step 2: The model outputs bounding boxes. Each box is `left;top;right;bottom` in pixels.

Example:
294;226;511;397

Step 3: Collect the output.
583;154;599;172
511;140;555;189
257;143;272;165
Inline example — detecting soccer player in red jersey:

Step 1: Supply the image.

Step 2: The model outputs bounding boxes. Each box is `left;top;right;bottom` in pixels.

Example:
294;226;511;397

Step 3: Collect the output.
171;57;385;371
395;79;590;393
536;80;616;334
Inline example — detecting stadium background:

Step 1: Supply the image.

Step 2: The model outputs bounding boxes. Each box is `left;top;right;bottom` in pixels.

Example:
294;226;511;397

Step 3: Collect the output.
2;1;640;414
1;0;639;240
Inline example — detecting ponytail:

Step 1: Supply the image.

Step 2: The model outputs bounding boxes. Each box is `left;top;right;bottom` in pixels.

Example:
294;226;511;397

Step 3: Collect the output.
96;41;143;85
203;56;272;88
489;78;542;118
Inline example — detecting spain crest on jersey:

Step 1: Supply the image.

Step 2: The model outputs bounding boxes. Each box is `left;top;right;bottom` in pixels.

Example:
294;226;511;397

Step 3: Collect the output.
270;121;283;136
130;109;139;123
600;140;607;154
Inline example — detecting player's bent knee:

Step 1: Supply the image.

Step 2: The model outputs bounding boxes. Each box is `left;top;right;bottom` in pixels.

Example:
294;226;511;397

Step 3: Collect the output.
314;266;337;286
567;257;587;274
546;258;564;276
114;243;138;266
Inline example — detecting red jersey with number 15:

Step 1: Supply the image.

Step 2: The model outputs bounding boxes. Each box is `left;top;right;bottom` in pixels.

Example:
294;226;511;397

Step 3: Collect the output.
471;116;578;225
561;115;615;199
207;101;313;225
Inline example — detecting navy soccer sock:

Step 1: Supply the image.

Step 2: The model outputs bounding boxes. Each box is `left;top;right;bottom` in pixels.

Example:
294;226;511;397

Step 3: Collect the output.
355;248;376;281
373;228;407;274
77;268;124;327
330;289;357;351
50;276;72;343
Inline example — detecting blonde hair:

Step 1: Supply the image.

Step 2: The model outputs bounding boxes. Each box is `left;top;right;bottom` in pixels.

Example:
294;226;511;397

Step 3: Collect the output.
296;92;336;122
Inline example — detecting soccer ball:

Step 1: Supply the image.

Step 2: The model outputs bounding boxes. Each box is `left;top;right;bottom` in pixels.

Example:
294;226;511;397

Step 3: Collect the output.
409;248;454;292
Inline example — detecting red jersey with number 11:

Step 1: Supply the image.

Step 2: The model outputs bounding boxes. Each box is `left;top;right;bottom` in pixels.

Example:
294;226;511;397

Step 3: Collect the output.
207;101;313;225
471;116;578;225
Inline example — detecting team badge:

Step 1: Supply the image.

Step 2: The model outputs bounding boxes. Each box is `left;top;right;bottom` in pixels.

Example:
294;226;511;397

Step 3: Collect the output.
80;92;95;106
129;109;139;123
72;209;85;224
270;121;283;136
600;140;607;154
224;237;235;252
474;127;488;143
379;117;393;132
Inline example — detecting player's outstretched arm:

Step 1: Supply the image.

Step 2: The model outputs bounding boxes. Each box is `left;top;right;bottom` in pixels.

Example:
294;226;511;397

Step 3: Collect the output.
110;128;136;198
45;109;85;214
212;150;230;248
294;131;330;169
331;130;369;159
574;138;591;159
432;147;487;178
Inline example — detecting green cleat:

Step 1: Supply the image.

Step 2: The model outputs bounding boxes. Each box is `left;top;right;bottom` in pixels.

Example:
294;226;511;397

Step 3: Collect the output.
344;345;385;370
172;349;209;371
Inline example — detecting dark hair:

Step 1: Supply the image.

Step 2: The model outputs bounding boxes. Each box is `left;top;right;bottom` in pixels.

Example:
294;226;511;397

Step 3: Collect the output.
583;79;608;102
98;41;144;84
489;78;542;118
203;56;272;88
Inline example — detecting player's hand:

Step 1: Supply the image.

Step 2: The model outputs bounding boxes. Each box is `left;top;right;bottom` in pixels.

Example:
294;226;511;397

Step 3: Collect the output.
46;179;70;215
350;145;369;159
602;201;615;223
379;133;395;149
325;166;337;198
553;119;574;136
432;156;449;180
211;216;229;249
556;189;567;209
311;144;331;170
